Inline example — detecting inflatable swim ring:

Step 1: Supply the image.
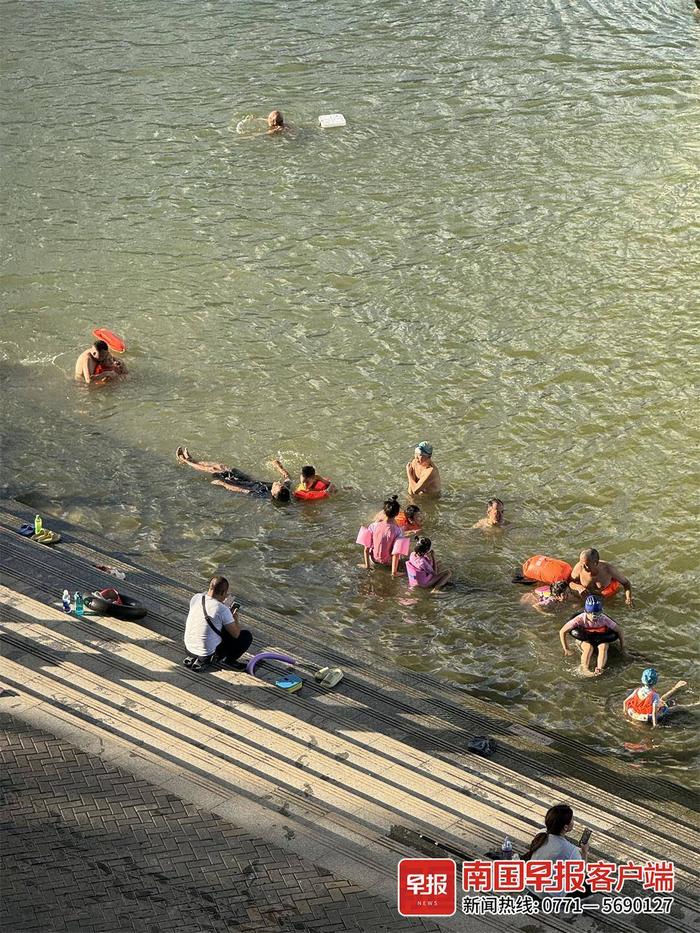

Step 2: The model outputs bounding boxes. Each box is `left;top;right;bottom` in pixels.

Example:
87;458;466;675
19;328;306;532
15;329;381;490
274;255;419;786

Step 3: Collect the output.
92;328;126;353
85;591;147;621
246;651;296;677
294;480;330;502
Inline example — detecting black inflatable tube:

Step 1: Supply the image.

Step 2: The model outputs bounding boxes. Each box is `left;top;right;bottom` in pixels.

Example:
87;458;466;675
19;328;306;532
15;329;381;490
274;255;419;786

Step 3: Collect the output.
84;593;147;621
570;628;618;644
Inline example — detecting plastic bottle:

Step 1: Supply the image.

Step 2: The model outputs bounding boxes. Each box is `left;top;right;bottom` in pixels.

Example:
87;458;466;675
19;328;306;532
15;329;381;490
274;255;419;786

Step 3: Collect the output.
501;836;513;860
62;590;71;612
34;514;43;535
74;592;84;616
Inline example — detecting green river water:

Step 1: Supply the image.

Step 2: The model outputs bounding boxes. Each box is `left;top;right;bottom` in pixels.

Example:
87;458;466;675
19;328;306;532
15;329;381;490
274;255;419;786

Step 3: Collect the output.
1;0;699;789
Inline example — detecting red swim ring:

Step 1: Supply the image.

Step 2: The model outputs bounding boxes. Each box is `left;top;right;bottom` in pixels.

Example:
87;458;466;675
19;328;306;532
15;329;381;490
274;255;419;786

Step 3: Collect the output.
92;328;126;353
294;480;331;501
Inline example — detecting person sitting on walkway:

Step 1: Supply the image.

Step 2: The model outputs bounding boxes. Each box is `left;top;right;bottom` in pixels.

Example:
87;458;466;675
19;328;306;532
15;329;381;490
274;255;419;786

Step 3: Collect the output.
406;442;441;497
569;548;632;606
176;447;292;501
406;536;451;592
523;804;591;898
363;496;405;576
74;339;127;384
184;575;252;671
473;497;510;529
623;669;695;727
559;595;624;677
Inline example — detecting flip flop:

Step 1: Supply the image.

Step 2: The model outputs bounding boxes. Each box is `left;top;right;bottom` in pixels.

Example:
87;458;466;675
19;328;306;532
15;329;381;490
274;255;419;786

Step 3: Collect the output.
314;667;330;683
18;524;35;537
32;530;61;545
321;668;343;688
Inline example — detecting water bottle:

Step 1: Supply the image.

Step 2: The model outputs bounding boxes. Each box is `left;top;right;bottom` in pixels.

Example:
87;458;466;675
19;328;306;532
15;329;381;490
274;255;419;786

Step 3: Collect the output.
501;836;513;860
34;514;43;535
62;590;71;612
74;591;84;616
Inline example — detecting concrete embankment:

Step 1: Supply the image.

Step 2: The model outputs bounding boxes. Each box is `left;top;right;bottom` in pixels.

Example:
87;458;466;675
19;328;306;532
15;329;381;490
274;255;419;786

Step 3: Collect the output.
1;499;698;932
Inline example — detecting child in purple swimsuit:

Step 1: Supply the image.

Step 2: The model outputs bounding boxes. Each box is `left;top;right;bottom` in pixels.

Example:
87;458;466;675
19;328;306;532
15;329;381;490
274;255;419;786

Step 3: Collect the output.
406;537;451;592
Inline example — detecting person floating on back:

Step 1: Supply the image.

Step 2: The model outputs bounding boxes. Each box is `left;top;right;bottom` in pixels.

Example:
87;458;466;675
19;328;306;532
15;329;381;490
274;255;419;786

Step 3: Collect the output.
569;548;632;606
74;339;127;384
559;595;624;676
623;669;695;727
406;442;441;497
406;536;451;592
360;496;406;576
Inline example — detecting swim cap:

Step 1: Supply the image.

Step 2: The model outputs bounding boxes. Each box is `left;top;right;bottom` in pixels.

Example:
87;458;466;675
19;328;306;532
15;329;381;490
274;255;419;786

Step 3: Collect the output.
641;668;658;686
415;441;433;457
584;595;603;614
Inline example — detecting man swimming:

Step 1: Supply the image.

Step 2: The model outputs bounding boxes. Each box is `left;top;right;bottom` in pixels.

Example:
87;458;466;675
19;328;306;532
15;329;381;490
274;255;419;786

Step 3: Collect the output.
176;448;291;500
569;548;632;606
74;339;127;384
176;449;334;503
473;498;510;529
406;442;441;497
267;110;286;133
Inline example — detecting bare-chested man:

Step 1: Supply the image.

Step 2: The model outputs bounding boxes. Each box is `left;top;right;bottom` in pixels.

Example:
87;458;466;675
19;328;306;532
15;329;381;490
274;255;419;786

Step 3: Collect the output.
473;498;511;529
74;340;127;384
569;548;633;607
406;442;441;497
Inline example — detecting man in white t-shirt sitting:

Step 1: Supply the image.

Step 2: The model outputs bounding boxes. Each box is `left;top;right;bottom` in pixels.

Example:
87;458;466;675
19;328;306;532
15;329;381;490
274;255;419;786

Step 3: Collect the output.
184;575;252;671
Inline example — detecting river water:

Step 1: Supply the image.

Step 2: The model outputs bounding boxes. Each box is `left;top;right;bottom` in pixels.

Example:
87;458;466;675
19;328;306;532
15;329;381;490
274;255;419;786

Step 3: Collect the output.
2;0;699;789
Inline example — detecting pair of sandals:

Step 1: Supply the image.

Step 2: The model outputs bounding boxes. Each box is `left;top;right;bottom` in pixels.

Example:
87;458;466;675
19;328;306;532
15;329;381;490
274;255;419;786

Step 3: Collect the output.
314;667;344;688
18;523;61;545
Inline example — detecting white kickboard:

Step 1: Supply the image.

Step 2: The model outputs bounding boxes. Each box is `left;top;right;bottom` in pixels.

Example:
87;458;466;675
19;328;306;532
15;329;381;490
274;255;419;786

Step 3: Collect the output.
318;113;346;129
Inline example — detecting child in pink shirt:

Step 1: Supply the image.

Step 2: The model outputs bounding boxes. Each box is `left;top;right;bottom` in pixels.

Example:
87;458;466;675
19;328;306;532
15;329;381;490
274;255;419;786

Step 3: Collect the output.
406;537;451;592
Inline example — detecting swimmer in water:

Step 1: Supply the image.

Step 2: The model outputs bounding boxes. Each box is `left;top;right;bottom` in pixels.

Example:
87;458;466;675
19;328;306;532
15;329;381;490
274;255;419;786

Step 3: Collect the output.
521;580;572;614
559;595;624;677
363;495;405;575
623;669;696;727
74;339;127;384
473;497;510;529
406;442;441;497
569;548;633;607
406;536;451;592
372;503;423;534
176;447;292;502
267;110;286;132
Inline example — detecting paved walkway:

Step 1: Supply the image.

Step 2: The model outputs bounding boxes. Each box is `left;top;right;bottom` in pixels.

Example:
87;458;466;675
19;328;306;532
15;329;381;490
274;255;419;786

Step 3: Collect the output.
1;713;440;933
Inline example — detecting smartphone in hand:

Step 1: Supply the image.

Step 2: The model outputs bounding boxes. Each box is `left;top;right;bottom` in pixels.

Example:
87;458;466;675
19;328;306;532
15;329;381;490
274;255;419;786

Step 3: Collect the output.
579;827;592;847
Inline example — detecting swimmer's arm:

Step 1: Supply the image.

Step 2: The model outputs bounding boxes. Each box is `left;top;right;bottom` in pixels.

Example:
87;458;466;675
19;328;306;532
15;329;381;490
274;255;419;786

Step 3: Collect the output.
270;459;291;480
410;466;435;493
651;700;659;729
80;355;96;384
559;622;574;655
610;565;633;605
660;680;687;702
568;563;588;595
211;479;253;495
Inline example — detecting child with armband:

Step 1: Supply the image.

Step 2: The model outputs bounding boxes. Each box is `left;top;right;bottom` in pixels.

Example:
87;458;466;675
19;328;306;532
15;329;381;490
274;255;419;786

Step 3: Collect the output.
623;669;695;727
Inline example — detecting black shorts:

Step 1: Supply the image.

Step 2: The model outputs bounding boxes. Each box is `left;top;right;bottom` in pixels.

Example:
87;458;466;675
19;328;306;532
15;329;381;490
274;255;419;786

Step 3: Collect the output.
570;628;619;647
212;470;272;498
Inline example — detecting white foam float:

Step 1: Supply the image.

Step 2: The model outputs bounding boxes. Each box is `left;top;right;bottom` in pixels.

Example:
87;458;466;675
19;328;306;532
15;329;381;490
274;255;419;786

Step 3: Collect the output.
318;113;346;129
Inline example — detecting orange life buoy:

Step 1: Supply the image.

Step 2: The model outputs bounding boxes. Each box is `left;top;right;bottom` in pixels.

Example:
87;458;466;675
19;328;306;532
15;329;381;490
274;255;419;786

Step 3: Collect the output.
600;579;621;598
522;555;572;585
93;328;126;353
294;480;330;502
